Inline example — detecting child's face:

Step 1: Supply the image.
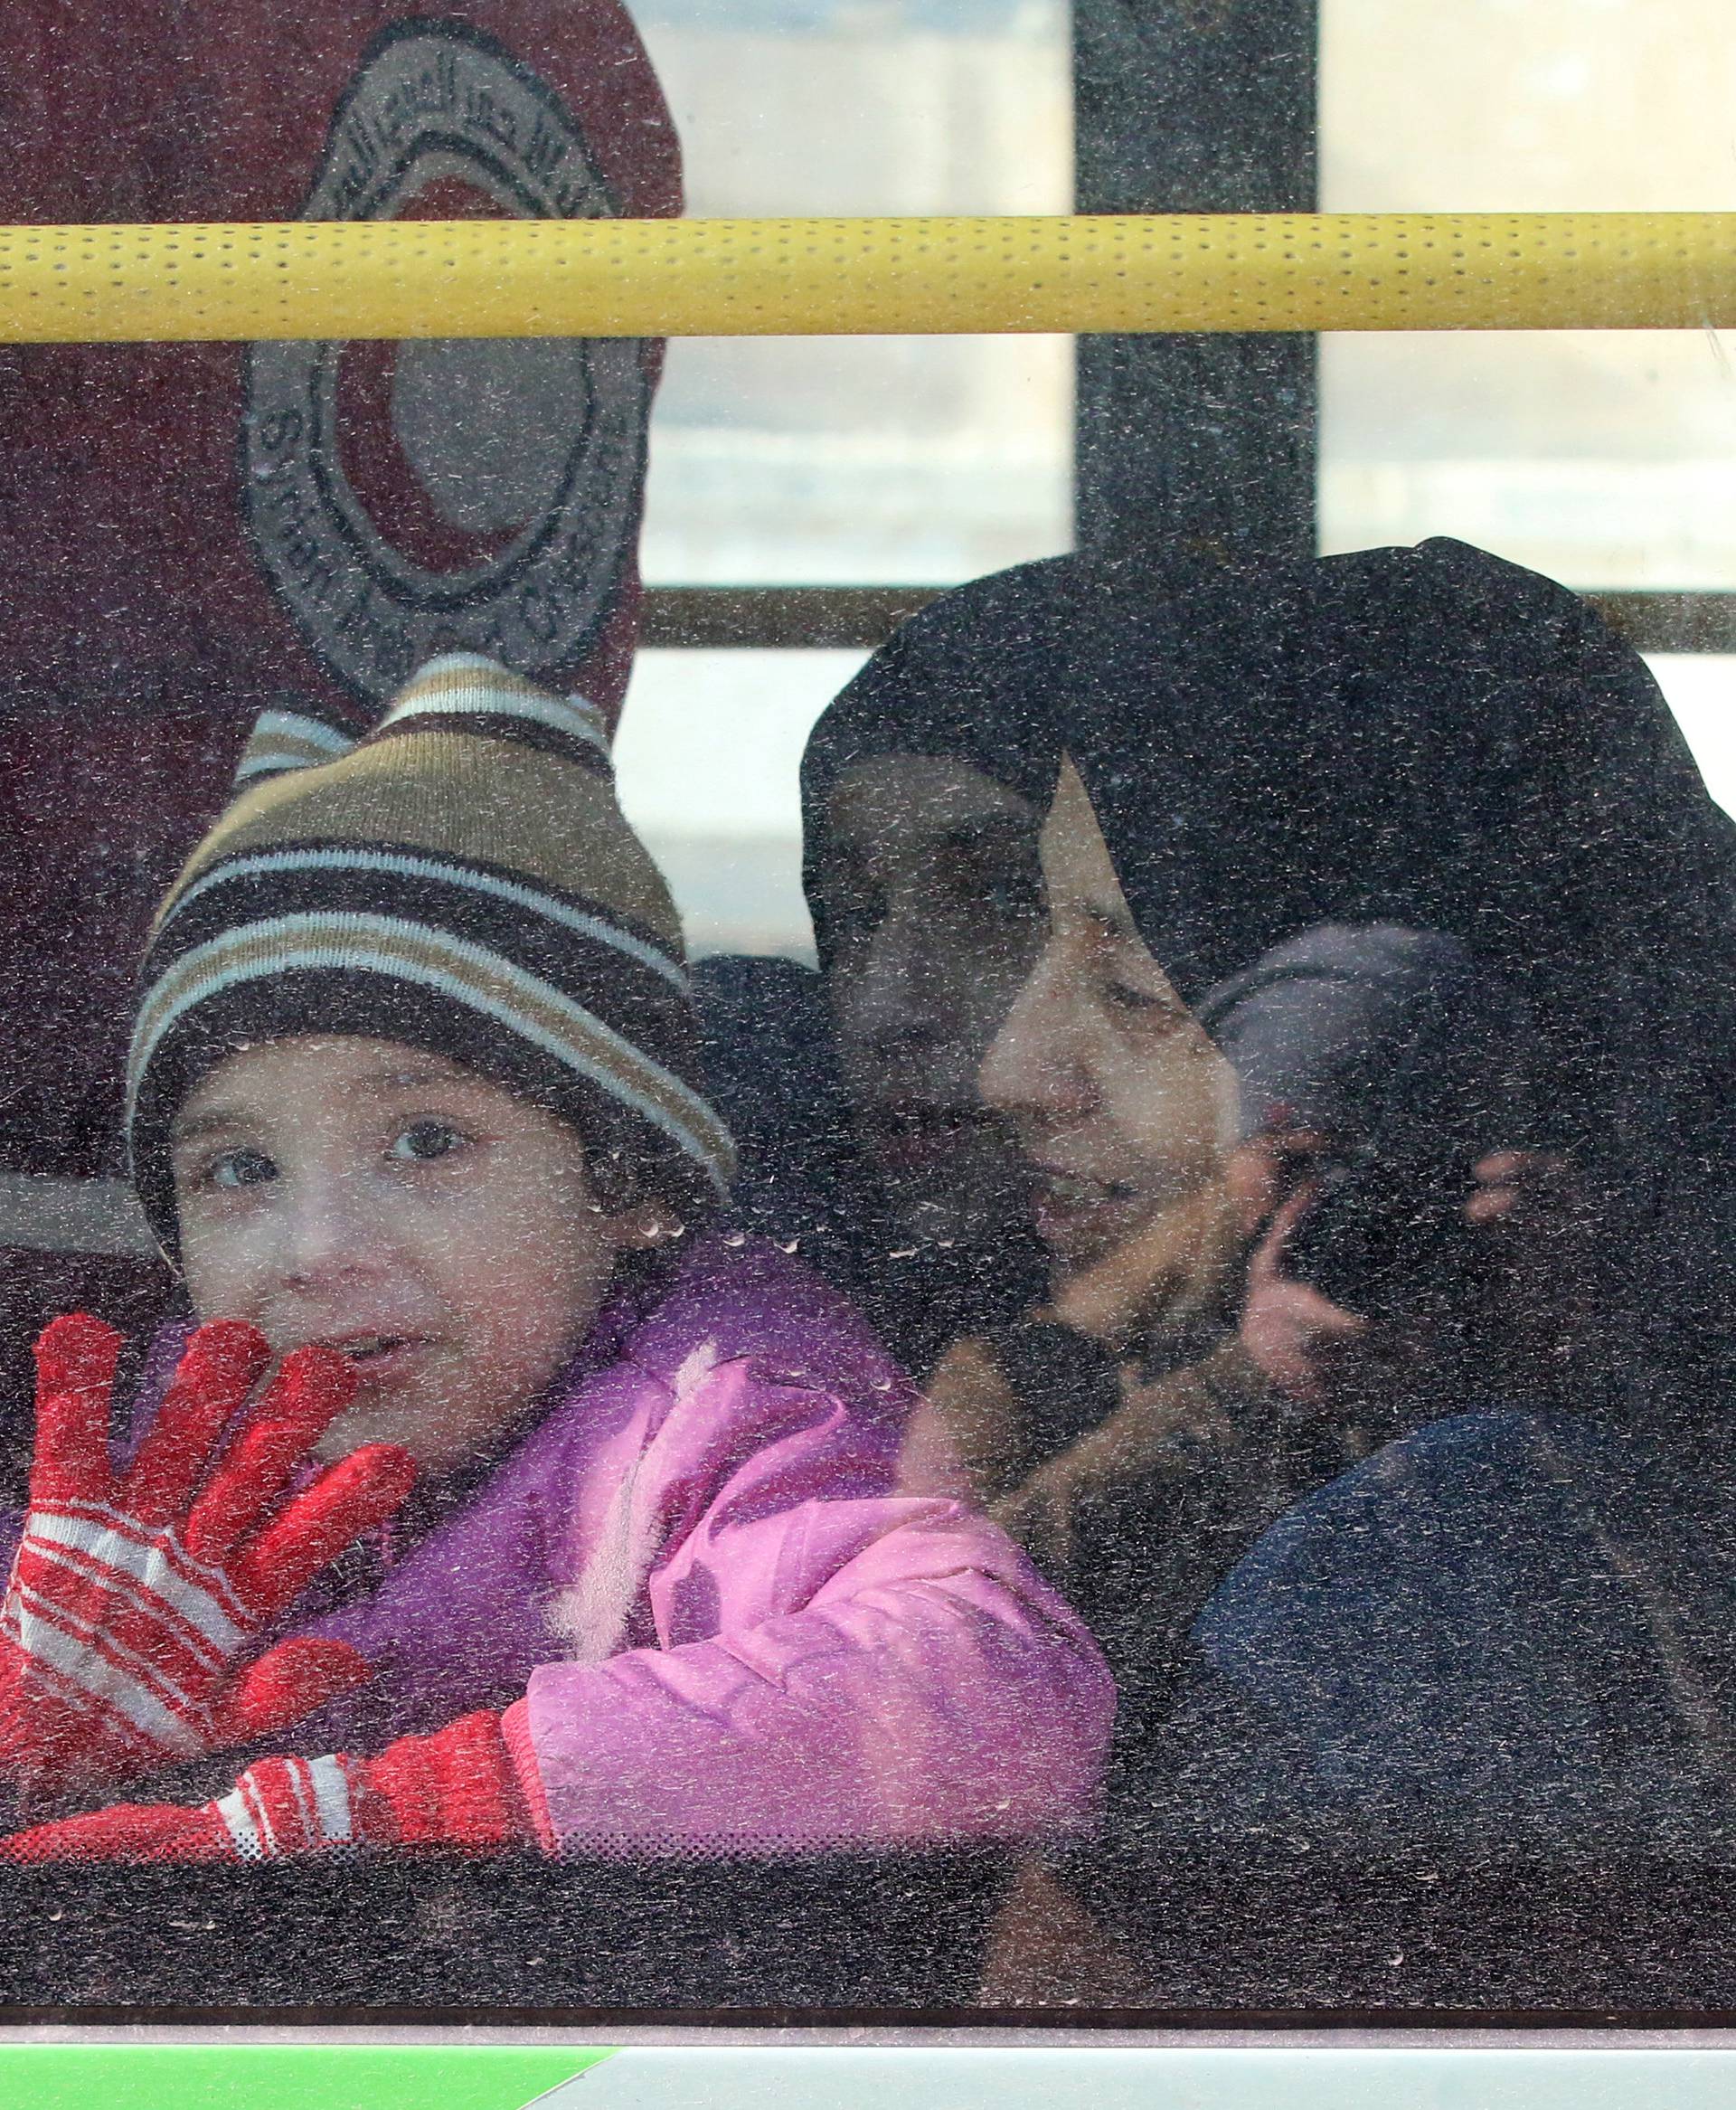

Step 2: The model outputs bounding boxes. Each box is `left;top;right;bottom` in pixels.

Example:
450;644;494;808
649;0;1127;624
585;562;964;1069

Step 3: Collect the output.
171;1036;654;1474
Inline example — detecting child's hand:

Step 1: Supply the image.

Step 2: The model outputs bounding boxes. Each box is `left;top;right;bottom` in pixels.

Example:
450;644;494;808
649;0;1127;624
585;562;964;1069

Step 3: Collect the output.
0;1710;542;1861
0;1314;418;1810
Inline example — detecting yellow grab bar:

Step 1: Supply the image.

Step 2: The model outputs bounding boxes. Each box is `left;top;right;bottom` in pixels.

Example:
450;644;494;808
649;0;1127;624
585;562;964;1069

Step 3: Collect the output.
0;213;1731;342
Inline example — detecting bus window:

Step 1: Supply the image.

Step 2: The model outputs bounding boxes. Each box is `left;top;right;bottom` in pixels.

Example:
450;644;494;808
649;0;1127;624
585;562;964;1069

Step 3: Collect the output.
0;0;1732;2033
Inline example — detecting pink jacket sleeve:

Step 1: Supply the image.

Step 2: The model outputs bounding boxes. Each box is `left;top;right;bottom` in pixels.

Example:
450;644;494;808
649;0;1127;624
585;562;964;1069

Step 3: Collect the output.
510;1349;1115;1857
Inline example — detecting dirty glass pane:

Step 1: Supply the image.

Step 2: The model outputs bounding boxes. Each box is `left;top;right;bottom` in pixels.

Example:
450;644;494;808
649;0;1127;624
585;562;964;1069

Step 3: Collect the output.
2;0;1733;2031
1319;0;1736;588
634;0;1073;583
614;648;867;958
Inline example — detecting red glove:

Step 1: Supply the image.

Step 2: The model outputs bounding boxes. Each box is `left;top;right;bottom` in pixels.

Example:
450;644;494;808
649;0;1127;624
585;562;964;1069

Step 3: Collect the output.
0;1710;552;1862
0;1314;418;1805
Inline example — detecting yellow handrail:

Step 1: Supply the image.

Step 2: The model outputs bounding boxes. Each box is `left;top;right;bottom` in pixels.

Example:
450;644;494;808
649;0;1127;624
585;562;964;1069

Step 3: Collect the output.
0;213;1731;341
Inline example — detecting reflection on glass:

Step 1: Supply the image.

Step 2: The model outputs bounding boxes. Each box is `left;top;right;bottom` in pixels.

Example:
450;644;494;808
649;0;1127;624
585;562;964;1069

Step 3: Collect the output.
5;0;1736;2022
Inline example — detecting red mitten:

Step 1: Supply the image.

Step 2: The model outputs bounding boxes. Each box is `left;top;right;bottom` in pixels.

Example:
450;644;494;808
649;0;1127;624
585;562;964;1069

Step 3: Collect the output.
0;1314;419;1804
0;1711;550;1862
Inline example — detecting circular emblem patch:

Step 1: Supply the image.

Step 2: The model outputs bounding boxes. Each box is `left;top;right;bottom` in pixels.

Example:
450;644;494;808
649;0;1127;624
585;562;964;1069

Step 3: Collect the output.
242;22;651;704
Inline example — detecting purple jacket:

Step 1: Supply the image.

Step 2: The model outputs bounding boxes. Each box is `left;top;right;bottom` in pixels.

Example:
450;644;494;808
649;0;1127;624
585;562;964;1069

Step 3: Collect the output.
124;1235;1113;1856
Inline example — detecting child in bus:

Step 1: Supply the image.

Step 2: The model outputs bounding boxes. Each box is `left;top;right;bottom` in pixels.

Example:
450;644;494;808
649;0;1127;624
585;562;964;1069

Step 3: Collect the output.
0;653;1111;1862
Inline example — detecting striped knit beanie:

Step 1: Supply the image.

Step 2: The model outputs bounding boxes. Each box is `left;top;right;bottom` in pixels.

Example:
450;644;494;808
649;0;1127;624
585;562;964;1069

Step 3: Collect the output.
127;654;734;1254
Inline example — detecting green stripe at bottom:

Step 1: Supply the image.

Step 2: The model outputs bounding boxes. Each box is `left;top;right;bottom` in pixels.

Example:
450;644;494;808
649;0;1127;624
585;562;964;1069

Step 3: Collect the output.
0;2044;615;2110
7;2041;1736;2110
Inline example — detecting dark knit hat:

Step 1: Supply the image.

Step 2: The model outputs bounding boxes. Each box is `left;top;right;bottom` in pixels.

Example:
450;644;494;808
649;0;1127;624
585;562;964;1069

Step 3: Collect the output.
127;653;734;1254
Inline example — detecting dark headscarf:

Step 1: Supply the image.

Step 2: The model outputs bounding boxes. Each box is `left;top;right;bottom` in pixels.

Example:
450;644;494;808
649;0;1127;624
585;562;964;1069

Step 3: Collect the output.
1058;541;1728;1012
798;537;1733;1394
1035;537;1735;1400
798;553;1141;966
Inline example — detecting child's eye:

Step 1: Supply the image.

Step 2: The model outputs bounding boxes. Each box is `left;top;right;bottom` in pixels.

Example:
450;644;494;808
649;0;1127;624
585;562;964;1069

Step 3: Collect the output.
388;1119;467;1163
207;1146;278;1190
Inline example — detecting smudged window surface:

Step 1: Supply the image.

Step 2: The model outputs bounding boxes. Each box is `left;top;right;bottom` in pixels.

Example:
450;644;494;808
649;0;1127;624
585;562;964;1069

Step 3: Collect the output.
1;0;1734;2029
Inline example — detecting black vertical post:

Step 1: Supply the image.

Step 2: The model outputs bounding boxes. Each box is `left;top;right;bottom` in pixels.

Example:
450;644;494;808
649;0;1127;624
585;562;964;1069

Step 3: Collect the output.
1074;0;1318;563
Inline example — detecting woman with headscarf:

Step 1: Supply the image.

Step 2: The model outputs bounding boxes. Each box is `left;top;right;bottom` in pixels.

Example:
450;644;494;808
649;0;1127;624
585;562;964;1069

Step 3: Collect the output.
1034;532;1732;1408
796;534;1729;1698
792;554;1117;1378
859;543;1633;1709
962;536;1736;1995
